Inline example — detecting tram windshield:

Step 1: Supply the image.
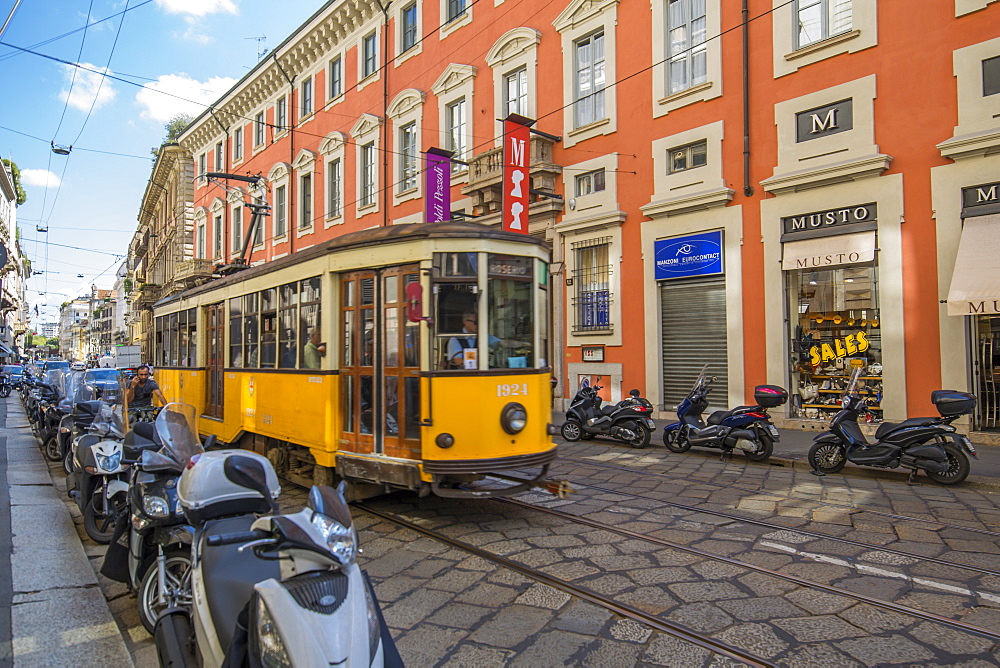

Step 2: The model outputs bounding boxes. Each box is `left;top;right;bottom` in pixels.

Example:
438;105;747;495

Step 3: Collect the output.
433;252;543;370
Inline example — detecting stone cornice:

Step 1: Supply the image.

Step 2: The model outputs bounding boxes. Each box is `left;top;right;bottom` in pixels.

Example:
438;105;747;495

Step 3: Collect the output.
760;153;893;195
937;127;1000;160
640;187;735;219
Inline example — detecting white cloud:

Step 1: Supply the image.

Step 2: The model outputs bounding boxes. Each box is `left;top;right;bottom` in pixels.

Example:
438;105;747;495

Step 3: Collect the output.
155;0;238;17
20;170;61;188
135;73;236;123
59;63;117;112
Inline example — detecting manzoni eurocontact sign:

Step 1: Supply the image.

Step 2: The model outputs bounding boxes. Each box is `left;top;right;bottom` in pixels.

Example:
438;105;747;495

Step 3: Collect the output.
654;231;724;280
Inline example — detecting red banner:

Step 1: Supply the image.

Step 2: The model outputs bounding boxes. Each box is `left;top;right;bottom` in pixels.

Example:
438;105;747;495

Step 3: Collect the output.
502;119;530;234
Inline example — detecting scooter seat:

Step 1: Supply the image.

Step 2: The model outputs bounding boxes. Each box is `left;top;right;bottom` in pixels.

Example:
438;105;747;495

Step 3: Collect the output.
200;515;281;651
707;406;756;425
600;406;617;416
874;417;937;440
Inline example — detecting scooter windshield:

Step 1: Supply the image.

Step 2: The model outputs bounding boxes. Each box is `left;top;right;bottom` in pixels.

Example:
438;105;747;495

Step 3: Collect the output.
145;403;204;472
43;369;66;399
845;367;863;395
690;365;709;392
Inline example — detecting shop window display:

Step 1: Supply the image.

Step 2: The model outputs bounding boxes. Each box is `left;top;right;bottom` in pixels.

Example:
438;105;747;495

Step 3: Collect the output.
787;264;882;421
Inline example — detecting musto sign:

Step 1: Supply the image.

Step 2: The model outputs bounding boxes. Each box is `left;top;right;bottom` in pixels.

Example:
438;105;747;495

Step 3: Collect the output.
654;231;724;280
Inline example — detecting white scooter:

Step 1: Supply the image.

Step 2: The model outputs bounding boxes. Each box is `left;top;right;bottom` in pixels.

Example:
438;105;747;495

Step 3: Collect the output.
153;405;400;667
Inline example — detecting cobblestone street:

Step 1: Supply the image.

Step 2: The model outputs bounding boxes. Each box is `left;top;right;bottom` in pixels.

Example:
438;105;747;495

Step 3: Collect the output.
58;433;1000;666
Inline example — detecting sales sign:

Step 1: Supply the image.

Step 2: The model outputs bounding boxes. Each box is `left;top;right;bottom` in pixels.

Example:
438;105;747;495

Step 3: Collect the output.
654;231;724;280
502;118;531;234
424;147;452;223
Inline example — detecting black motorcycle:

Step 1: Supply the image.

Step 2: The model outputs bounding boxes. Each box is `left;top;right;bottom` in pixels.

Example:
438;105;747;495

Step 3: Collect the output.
0;373;11;398
808;368;977;485
662;367;787;462
561;382;655;448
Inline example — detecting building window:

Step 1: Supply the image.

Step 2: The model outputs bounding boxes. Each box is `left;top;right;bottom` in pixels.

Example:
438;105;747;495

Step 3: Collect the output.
274;185;286;237
214;214;223;258
504;67;527;117
667;0;707;94
275;96;287;131
254;111;265;146
197;223;205;259
985;55;1000;97
399;123;418;192
447;0;466;22
300;77;313;118
215;141;223;170
232;206;243;254
300;174;312;228
361;142;376;206
575;169;606;196
572;238;612;333
795;0;852;50
401;3;418;52
327;159;341;218
445;98;466;172
574;31;606;128
233;127;243;161
668;140;707;173
198;153;206;181
329;56;342;99
363;33;378;78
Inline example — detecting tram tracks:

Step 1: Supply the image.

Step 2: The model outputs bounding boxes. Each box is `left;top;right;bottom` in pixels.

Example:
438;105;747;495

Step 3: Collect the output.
357;495;1000;665
558;453;1000;538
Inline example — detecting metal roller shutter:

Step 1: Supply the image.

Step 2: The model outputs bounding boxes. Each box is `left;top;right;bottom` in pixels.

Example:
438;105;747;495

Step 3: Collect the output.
660;275;728;411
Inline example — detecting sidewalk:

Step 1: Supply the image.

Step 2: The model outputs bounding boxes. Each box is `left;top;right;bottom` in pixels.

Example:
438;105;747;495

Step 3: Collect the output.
551;411;1000;490
1;398;132;667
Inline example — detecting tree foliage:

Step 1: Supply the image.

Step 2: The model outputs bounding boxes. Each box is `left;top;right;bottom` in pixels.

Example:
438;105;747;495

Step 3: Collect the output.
2;159;27;206
151;114;194;156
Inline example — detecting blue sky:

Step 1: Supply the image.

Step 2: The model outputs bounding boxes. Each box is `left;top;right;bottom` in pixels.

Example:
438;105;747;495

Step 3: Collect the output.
0;0;321;324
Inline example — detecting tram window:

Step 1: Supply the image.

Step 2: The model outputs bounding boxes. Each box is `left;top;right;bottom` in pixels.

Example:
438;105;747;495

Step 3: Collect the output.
360;375;373;434
487;254;534;369
229;298;243;368
167;312;179;367
435;283;478;369
361;310;374;367
385;376;398;435
279;282;297;369
300;277;322;369
404;376;420;439
260;288;277;368
343;375;355;433
154;316;165;367
404;274;419;368
178;310;188;367
186;309;198;367
244;293;259;368
433;252;477;278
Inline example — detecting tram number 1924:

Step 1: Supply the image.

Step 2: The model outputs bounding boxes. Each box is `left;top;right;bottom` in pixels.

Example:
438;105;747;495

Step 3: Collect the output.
497;383;529;397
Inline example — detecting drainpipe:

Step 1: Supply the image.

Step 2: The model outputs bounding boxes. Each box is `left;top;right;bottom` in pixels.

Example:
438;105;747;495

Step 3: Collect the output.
742;0;753;197
375;0;391;227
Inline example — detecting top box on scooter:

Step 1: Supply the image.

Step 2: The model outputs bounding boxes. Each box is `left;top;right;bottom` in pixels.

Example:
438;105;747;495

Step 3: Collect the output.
754;385;788;408
931;390;976;417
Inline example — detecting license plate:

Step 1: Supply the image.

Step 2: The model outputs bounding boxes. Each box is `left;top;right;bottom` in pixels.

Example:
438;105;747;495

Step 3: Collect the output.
645;419;656;428
767;425;779;437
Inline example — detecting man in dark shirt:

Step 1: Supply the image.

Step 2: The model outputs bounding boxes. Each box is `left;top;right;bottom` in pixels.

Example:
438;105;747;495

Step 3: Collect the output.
126;364;167;408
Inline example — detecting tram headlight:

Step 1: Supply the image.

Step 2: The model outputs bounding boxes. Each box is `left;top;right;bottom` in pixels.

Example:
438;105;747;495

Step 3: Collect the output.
435;433;454;449
500;402;527;435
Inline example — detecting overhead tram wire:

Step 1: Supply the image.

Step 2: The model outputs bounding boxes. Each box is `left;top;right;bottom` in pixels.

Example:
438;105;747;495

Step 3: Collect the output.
70;0;132;147
51;0;95;141
0;123;152;160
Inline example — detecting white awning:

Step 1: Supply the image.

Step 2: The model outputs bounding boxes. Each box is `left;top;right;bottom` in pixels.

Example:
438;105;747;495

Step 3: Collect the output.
947;213;1000;316
781;231;876;271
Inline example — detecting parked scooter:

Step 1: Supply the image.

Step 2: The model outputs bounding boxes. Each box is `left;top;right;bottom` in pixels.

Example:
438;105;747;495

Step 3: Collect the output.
0;372;11;398
662;366;788;461
101;406;201;634
154;409;400;666
561;380;655;448
808;367;977;484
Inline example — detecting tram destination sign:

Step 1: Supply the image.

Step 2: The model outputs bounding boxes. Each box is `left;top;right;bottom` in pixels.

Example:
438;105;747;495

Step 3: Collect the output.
781;202;877;240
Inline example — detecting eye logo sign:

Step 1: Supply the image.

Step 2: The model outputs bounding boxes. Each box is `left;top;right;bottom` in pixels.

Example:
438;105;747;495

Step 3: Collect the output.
654;231;724;280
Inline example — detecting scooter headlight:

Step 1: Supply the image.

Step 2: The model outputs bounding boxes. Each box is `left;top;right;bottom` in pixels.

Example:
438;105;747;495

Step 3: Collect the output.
500;402;528;435
96;452;121;472
254;596;291;668
142;495;170;518
310;512;357;566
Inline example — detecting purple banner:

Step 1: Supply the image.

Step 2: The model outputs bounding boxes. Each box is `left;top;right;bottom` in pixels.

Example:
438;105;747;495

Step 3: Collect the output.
424;148;451;223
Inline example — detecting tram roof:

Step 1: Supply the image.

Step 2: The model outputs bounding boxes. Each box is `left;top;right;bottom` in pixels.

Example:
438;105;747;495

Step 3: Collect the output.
155;221;550;308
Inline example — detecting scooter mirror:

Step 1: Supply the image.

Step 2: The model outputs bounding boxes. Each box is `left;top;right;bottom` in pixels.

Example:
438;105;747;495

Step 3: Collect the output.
223;456;277;513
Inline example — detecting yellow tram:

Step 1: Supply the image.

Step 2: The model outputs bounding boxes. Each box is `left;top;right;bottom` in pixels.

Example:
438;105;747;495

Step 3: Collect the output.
150;222;556;498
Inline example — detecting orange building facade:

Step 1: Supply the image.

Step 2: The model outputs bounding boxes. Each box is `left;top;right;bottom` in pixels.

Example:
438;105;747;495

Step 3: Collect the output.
176;0;1000;430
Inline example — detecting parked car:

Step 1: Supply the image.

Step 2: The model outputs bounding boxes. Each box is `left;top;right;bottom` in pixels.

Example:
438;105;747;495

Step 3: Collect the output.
2;364;24;387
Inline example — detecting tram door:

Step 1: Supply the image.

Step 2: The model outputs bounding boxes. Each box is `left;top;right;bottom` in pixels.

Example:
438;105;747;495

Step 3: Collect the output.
340;267;421;458
204;302;225;418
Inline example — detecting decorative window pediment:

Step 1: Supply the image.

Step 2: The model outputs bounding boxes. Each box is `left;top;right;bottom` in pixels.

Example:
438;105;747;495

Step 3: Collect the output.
319;132;348;156
226;188;244;205
194;206;208;221
293;149;317;172
387;89;426;119
268;162;291;182
431;64;477;97
486;28;541;68
553;0;617;33
209;197;226;214
351;113;383;139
